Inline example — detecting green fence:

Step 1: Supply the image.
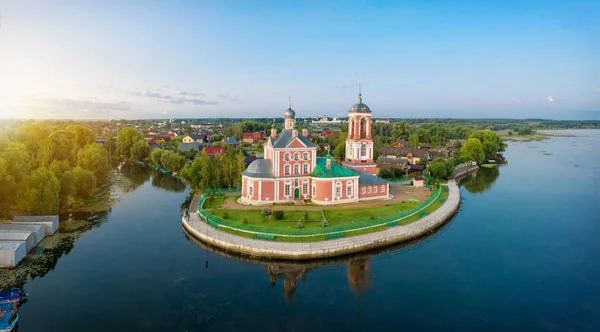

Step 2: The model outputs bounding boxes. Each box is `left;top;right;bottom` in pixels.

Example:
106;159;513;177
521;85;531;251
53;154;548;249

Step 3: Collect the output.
197;185;444;236
204;188;241;197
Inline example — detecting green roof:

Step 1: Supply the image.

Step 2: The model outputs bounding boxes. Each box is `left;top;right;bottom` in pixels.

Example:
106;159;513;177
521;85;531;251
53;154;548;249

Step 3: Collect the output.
311;157;358;178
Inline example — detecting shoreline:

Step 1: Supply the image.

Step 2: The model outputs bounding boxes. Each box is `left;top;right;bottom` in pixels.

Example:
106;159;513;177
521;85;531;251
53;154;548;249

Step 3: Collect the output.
182;181;461;260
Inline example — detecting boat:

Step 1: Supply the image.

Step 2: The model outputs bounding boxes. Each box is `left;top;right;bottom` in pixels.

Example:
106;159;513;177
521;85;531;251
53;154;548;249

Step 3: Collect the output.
0;289;24;331
87;215;99;221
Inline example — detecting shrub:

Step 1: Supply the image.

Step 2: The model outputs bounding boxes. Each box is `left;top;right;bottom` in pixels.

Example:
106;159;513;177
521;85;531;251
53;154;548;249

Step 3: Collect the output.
322;220;329;227
261;208;270;219
209;193;214;204
296;221;303;229
242;217;248;224
273;211;284;220
303;212;309;221
222;212;229;219
370;214;375;220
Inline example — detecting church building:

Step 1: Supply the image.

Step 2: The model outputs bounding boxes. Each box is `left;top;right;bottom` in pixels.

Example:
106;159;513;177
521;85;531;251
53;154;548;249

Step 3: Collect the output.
240;90;389;205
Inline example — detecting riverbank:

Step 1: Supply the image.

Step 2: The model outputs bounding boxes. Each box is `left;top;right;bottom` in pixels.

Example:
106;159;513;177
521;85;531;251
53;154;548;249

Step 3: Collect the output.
182;181;460;260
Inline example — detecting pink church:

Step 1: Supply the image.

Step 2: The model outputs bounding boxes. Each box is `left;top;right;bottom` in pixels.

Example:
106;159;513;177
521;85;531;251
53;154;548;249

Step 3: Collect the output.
240;92;389;205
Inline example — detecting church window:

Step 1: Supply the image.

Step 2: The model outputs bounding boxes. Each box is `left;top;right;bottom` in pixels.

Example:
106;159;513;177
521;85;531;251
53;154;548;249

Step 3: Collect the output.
248;180;253;197
303;152;309;160
303;164;309;174
294;165;299;174
302;182;308;195
294;179;299;186
284;184;291;196
335;182;342;198
361;187;366;194
284;153;290;161
361;144;367;157
346;181;353;197
294;153;299;161
368;186;372;194
374;185;378;193
284;165;290;175
312;183;316;197
381;185;385;192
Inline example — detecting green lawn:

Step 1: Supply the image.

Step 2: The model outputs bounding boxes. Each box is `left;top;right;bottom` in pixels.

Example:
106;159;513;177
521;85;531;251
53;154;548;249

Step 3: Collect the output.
324;201;417;224
211;208;323;226
203;196;224;209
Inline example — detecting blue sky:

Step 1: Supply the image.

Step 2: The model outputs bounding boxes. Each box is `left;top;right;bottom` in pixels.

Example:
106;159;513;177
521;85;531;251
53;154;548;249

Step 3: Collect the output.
0;0;598;120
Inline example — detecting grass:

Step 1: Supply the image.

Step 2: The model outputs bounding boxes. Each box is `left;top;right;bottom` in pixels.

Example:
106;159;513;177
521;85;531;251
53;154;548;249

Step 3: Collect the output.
211;189;450;242
203;196;224;209
324;201;417;224
210;209;323;225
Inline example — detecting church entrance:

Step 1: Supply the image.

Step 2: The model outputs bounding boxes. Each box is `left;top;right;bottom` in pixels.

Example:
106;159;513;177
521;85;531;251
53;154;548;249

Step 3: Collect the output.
294;188;300;199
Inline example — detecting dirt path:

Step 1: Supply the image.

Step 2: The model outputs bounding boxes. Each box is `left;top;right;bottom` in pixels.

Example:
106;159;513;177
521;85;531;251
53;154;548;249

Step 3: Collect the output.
217;186;431;211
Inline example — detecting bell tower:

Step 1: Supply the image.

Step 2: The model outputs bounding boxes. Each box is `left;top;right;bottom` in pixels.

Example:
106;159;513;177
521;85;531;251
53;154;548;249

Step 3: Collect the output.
342;81;377;175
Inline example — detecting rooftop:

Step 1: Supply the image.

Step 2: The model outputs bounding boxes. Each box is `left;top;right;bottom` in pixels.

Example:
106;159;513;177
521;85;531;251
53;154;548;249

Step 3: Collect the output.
272;130;316;149
311;157;358;178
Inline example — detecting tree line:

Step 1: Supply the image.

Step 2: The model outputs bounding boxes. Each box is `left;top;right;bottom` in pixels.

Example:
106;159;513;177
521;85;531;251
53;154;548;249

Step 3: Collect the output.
0;123;111;217
180;146;246;190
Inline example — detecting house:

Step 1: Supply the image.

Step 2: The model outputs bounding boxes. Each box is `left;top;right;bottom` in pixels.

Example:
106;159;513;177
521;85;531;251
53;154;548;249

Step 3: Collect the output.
202;146;225;157
178;142;200;152
240;91;389;205
413;176;424;188
95;137;108;148
428;148;450;160
144;134;157;141
376;157;408;170
320;130;332;139
182;133;208;143
377;147;430;164
149;141;164;150
222;136;239;146
391;139;410;148
242;131;265;144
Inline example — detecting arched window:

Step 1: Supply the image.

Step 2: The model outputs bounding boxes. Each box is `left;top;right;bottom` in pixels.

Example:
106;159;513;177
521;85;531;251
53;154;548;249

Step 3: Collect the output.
361;143;367;158
335;181;342;198
294;164;299;174
302;182;308;195
284;153;290;161
360;118;367;138
346;180;353;197
303;152;309;160
294;153;299;161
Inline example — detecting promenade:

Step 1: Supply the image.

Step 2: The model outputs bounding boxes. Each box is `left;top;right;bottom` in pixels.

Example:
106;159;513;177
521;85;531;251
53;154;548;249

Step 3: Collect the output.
182;181;461;260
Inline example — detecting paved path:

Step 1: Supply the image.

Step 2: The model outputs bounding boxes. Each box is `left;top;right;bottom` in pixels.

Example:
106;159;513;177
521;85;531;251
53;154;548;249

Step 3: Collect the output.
182;181;461;260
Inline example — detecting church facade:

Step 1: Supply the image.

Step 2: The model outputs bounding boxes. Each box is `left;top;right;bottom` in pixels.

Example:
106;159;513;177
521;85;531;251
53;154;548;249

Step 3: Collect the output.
240;92;389;206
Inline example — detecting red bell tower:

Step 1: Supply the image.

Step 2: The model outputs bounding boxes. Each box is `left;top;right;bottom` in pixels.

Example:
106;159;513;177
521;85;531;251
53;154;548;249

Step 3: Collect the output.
342;82;377;175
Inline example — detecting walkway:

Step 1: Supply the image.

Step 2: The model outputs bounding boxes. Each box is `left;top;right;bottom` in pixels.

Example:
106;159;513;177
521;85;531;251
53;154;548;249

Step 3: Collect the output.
182;181;461;260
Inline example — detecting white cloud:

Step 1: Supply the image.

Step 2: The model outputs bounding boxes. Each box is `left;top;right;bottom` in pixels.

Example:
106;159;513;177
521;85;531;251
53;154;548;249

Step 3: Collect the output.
161;110;168;115
547;96;554;103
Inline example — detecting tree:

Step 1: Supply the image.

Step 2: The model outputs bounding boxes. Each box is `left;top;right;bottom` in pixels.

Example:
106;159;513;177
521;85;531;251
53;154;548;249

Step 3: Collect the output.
77;143;111;184
333;142;345;160
181;158;203;189
14;168;60;215
67;124;95;149
469;129;505;159
14;123;51;158
198;151;213;190
131;141;150;161
150;149;165;167
39;129;77;166
50;160;76;211
0;156;16;217
235;153;246;187
73;166;97;199
459;138;485;164
116;127;144;158
408;133;419;149
3;142;32;183
392;120;410;141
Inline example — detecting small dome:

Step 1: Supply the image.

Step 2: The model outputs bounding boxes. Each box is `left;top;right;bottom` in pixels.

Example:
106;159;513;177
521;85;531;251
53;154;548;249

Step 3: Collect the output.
350;102;371;113
284;107;296;119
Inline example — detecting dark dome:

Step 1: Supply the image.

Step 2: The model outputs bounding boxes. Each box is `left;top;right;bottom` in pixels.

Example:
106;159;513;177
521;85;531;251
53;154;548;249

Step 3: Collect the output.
350;102;371;113
284;108;296;119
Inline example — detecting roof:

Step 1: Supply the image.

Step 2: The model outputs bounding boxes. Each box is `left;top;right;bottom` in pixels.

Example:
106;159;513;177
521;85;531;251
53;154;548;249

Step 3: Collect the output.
242;132;254;138
242;159;274;178
354;169;388;185
311;157;357;178
178;142;199;152
189;133;207;141
376;157;408;168
272;130;316;149
378;147;429;158
284;107;296;119
203;146;225;155
223;136;238;145
350;102;371;113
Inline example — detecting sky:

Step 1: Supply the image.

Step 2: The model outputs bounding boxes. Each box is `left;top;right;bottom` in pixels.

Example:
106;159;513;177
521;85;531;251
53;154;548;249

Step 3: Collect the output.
0;0;598;120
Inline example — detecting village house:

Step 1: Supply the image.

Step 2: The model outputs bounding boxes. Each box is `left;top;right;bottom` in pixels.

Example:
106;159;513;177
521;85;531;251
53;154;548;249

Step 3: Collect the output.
377;147;430;164
222;136;239;146
202;146;225;157
242;131;265;144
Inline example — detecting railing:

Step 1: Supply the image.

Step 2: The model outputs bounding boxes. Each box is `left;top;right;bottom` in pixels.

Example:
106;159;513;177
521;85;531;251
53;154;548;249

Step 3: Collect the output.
197;186;443;236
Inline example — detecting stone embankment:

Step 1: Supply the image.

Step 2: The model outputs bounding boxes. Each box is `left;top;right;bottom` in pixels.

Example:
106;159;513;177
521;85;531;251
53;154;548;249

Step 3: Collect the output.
452;165;479;179
182;182;461;260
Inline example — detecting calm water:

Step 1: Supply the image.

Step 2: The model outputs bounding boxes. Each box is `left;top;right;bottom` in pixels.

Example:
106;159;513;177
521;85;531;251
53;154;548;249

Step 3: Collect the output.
5;130;600;331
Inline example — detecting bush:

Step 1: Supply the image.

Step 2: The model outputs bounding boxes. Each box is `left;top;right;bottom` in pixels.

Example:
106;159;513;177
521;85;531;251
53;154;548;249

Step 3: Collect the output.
242;217;248;224
303;212;309;221
222;212;229;220
273;211;284;220
322;220;329;227
261;208;270;219
296;221;303;229
209;193;214;204
370;214;375;220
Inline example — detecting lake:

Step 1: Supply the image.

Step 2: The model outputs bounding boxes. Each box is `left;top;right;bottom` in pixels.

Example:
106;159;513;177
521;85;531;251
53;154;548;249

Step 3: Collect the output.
3;130;599;331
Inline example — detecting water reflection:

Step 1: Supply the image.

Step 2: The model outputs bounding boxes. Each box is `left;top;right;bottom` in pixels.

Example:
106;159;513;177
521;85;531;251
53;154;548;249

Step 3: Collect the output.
119;163;151;191
459;167;500;194
151;172;186;192
182;214;456;302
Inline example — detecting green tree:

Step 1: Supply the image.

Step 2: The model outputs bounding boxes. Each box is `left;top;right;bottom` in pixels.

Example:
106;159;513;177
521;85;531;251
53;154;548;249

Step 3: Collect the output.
181;158;203;189
77;143;111;184
67;124;95;149
3;142;32;183
14;167;60;215
0;156;16;217
73;166;97;199
198;151;213;190
116;127;144;158
392;120;410;141
469;129;505;159
14;123;51;158
49;160;76;211
408;133;419;148
429;159;448;179
39;129;77;166
333;142;346;160
459;138;485;164
150;149;165;168
235;153;246;187
131;140;150;161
